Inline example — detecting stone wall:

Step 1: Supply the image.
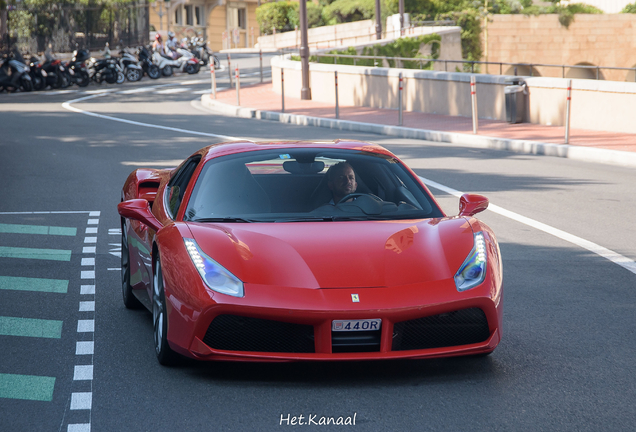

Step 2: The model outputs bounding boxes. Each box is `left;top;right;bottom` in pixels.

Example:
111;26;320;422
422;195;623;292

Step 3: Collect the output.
485;14;636;82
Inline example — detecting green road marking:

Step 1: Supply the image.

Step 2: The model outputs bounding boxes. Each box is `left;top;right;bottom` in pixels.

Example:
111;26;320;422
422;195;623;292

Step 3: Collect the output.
0;373;55;401
0;316;63;338
0;276;68;293
0;246;71;261
0;223;76;236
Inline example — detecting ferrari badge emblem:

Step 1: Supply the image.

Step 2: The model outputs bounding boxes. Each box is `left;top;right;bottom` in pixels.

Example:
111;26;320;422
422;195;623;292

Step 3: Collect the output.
351;294;360;302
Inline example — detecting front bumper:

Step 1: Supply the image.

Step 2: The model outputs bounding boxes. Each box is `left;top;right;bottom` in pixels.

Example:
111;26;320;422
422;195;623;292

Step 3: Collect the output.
164;274;503;362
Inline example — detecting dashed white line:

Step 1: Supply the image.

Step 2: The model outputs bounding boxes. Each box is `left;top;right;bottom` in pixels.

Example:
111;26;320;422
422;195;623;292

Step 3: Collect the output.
84;237;97;244
77;320;95;333
81;258;95;266
80;271;95;279
70;392;92;410
73;365;94;381
79;301;95;312
85;227;98;234
76;342;94;355
80;285;95;295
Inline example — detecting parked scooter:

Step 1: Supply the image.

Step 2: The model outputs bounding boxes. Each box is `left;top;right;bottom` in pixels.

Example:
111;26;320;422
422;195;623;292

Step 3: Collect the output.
41;50;69;89
189;37;220;69
176;44;203;74
137;46;161;79
87;44;124;84
0;50;32;92
151;50;183;77
118;48;143;82
65;48;90;87
28;56;47;91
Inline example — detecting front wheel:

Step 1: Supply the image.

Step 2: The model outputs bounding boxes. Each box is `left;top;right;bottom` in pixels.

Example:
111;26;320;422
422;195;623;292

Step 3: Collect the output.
20;76;33;92
126;68;142;82
76;71;90;87
153;253;179;366
147;64;161;79
116;70;125;84
121;220;142;309
161;65;173;77
32;74;45;91
185;63;197;75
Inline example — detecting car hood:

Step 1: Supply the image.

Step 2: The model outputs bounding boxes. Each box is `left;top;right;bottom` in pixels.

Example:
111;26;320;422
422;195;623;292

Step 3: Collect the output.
185;218;475;289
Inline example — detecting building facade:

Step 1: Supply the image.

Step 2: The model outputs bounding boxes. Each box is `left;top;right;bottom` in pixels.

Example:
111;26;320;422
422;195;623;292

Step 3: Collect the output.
149;0;260;52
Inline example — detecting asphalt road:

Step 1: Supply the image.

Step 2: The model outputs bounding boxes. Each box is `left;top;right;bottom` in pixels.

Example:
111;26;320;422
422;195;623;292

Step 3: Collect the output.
1;60;635;432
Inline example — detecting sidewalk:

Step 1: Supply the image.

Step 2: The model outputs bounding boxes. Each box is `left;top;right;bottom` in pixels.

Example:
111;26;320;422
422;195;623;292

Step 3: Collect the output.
201;82;636;167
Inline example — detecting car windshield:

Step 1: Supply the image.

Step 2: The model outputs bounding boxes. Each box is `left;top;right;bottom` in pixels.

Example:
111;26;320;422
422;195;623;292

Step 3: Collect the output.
184;148;443;222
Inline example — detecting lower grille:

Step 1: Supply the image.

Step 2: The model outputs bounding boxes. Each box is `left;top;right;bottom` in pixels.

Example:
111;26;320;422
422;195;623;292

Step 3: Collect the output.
203;315;315;353
332;330;381;353
392;308;490;351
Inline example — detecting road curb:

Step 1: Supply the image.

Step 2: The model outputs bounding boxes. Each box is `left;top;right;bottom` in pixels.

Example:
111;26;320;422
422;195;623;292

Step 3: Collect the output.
200;95;636;169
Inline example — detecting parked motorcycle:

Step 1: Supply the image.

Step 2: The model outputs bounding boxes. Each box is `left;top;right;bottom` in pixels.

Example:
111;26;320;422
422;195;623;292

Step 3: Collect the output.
0;50;32;92
176;46;203;74
189;37;220;69
41;51;69;89
65;49;90;87
137;46;161;79
28;56;47;91
151;50;183;77
118;48;143;82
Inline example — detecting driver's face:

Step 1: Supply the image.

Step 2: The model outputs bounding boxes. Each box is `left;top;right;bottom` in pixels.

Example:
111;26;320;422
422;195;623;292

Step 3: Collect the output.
330;166;357;198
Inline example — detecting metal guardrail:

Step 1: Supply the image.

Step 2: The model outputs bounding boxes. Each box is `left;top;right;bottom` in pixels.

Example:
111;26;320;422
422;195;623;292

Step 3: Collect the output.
313;53;636;81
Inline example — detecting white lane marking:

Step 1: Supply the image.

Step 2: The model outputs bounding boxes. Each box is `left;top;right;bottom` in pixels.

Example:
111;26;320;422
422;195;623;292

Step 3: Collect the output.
67;423;91;432
107;268;121;271
81;270;95;279
87;219;99;225
82;246;96;254
76;341;94;355
77;320;95;332
80;285;95;295
70;392;92;410
81;258;95;266
79;301;95;312
108;228;121;235
84;237;97;244
62;94;241;141
118;86;160;94
154;87;191;94
85;227;98;234
420;176;636;275
73;365;93;381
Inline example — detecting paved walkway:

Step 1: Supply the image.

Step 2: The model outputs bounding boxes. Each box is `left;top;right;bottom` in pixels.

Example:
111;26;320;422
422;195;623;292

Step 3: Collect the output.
210;82;636;154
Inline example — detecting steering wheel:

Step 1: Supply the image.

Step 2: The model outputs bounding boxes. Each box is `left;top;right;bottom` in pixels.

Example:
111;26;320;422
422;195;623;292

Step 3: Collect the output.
336;193;383;205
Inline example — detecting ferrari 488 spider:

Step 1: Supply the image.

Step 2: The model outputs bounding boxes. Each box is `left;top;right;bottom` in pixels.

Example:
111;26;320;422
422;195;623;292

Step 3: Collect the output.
118;140;503;365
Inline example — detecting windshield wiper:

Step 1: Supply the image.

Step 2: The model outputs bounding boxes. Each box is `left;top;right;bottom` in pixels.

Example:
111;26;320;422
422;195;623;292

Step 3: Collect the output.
274;217;336;222
189;217;255;223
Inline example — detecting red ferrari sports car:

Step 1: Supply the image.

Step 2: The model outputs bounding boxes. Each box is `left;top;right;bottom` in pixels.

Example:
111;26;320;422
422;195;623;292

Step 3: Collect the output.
118;140;503;365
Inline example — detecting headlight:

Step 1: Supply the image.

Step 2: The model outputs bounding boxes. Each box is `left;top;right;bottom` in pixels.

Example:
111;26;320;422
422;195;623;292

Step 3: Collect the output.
184;238;244;297
454;232;487;292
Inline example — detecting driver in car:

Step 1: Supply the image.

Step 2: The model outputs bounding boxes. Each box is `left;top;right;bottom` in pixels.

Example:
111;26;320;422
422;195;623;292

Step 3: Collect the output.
327;162;357;204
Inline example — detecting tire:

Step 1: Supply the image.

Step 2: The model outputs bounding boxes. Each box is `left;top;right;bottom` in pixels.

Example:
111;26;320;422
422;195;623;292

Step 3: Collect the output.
20;76;33;92
105;72;117;84
126;68;141;82
147;64;160;79
60;72;71;88
185;63;197;75
116;70;125;84
32;75;45;91
76;71;90;87
50;74;62;89
153;253;179;366
161;65;173;77
121;220;142;309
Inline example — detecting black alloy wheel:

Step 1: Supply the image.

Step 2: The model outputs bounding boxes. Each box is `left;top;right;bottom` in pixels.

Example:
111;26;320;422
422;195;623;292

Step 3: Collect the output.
153;253;179;366
121;220;142;309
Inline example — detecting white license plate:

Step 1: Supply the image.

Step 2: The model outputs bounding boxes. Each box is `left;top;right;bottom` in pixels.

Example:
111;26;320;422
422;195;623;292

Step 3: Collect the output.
332;319;381;332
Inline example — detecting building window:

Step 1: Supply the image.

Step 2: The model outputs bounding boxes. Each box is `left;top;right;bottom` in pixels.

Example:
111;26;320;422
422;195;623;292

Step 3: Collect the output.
238;8;246;30
195;6;201;26
175;7;182;25
185;5;193;26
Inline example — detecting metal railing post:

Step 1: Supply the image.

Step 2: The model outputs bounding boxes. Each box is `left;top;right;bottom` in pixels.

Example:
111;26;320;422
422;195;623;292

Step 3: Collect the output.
335;70;339;119
235;64;240;106
471;75;478;134
398;72;403;126
565;79;572;144
227;53;233;88
259;49;263;83
281;67;285;113
210;63;216;99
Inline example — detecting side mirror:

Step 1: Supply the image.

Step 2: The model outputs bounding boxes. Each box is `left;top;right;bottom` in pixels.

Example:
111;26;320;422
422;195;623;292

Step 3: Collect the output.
459;193;489;217
118;199;163;232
